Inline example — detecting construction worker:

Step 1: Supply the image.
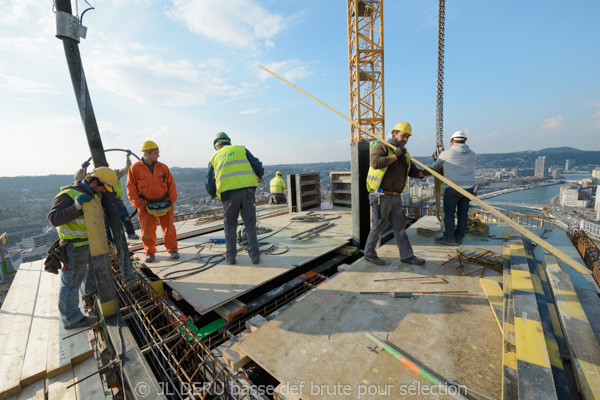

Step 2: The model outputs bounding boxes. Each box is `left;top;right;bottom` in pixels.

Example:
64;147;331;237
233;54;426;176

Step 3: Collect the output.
430;130;477;246
75;152;139;241
126;141;179;262
269;171;287;204
48;167;118;329
206;132;264;265
363;122;427;266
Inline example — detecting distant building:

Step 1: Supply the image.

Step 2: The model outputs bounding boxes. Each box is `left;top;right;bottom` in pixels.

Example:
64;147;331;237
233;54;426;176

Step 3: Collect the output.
551;168;562;179
565;159;573;171
1;251;22;278
535;156;547;179
21;232;57;249
580;220;600;241
515;169;534;177
596;198;600;221
592;167;600;179
561;187;579;207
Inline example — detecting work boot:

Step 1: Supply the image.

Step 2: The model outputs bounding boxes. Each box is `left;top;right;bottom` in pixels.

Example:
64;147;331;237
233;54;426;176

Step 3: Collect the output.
128;233;140;240
145;254;156;263
225;256;236;265
401;256;426;265
434;237;457;246
65;315;98;330
364;255;386;266
170;251;180;260
251;256;260;265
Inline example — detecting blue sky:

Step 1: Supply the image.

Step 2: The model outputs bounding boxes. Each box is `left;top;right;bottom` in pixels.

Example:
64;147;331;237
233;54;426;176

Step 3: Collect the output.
1;0;599;177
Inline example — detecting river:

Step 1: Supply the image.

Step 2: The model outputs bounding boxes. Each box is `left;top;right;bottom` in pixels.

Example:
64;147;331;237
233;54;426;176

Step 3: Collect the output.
474;173;591;215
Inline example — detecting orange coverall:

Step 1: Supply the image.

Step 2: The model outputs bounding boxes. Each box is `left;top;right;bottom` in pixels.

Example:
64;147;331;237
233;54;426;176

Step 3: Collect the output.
126;161;178;255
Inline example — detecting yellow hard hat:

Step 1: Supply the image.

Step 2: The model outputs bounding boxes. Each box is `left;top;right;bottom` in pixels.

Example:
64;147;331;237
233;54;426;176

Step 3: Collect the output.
392;122;412;136
90;167;118;192
141;140;159;152
276;171;282;176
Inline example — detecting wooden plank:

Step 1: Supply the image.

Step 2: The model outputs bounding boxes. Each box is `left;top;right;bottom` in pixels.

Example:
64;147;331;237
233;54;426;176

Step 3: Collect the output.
47;366;76;400
0;262;33;360
509;234;557;399
215;299;247;322
502;232;519;400
545;254;600;399
20;271;53;387
46;272;72;379
223;343;251;371
0;261;43;399
5;379;44;400
480;278;503;334
72;357;106;400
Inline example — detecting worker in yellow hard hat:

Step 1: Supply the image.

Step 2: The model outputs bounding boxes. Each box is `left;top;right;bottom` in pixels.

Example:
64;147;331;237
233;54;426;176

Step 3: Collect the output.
363;122;428;267
127;140;179;263
47;166;118;329
269;171;287;204
75;152;140;241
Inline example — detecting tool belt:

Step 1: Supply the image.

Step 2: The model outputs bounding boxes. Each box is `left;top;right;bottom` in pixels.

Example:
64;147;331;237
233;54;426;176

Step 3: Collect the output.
140;192;171;217
44;239;67;274
372;190;402;197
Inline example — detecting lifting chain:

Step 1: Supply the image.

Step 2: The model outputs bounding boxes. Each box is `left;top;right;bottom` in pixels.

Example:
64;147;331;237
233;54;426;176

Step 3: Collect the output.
434;0;446;160
52;0;79;19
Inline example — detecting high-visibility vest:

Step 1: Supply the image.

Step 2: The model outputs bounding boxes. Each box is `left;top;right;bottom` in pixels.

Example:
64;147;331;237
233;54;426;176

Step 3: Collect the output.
115;180;124;199
270;176;286;193
55;188;96;247
365;142;411;192
210;145;258;200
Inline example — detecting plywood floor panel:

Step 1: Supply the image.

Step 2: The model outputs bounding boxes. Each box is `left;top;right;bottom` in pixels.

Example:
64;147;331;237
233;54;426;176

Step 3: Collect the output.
240;217;504;400
147;222;348;314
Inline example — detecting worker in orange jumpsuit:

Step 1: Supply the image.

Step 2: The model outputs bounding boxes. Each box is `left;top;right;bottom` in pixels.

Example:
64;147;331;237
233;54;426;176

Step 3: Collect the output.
126;140;179;262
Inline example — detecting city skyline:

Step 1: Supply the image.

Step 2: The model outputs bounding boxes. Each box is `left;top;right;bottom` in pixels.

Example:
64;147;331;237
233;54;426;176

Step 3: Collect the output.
1;1;599;177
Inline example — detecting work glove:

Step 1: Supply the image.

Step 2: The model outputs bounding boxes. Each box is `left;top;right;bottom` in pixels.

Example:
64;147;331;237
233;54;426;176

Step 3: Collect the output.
394;146;407;158
74;194;92;210
126;149;132;156
81;160;90;169
422;169;432;176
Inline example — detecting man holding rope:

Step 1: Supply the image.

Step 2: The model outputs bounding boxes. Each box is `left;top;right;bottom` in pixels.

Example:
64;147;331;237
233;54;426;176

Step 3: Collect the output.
363;122;428;266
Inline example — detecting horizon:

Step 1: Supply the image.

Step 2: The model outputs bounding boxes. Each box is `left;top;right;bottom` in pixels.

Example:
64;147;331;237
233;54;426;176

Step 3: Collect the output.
1;1;599;177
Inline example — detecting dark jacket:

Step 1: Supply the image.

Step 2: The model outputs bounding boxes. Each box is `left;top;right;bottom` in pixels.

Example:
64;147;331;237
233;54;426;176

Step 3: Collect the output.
370;142;423;193
48;181;91;227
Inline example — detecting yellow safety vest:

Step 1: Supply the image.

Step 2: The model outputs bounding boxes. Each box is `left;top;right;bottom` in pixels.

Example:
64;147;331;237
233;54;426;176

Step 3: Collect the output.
365;142;411;192
55;188;96;247
270;176;286;193
115;180;124;199
210;145;258;200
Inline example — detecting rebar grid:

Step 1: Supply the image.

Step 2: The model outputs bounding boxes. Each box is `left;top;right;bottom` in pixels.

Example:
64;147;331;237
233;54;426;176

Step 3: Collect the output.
111;262;254;399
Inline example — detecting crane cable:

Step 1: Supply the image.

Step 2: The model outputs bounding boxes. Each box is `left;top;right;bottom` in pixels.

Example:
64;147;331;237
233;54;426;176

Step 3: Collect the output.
433;0;446;227
256;64;591;276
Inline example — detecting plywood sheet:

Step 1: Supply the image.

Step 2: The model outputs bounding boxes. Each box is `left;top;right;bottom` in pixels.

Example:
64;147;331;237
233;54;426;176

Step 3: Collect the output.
239;217;503;400
148;222;348;314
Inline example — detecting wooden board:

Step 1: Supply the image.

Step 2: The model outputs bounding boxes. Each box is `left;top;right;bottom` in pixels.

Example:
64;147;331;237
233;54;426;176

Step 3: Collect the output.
147;222;348;315
0;261;43;398
239;217;502;400
545;254;600;399
502;233;518;400
480;278;503;334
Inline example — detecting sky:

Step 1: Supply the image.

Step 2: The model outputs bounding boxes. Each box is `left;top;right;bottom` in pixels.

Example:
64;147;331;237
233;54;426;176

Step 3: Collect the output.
1;0;599;177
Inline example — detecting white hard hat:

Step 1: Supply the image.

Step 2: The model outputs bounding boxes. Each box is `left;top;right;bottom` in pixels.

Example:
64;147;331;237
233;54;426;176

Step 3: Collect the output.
450;131;467;141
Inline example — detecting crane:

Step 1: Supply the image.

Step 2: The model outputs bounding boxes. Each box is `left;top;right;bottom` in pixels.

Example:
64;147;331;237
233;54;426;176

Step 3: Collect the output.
347;0;384;143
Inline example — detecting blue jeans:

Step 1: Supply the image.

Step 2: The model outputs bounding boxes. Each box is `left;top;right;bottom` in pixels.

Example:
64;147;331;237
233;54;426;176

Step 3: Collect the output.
442;187;474;244
58;243;97;325
364;193;414;260
223;188;259;260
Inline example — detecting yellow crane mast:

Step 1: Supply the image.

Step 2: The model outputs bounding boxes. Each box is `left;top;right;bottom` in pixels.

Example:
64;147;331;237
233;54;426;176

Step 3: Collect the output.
347;0;384;143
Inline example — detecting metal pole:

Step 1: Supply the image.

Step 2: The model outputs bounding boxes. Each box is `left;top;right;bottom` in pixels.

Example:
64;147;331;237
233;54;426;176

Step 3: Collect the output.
54;0;134;280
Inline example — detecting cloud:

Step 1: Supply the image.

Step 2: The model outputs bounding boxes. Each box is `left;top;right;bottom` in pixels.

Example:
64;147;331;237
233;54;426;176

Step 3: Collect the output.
167;0;285;49
0;72;60;95
258;60;314;82
587;109;600;131
0;0;37;27
83;40;252;106
239;108;261;115
540;115;564;132
474;130;501;143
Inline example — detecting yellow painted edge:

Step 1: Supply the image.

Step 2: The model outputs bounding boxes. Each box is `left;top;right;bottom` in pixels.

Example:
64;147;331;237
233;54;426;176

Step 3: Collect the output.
480;278;503;334
151;280;164;296
514;315;552;368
